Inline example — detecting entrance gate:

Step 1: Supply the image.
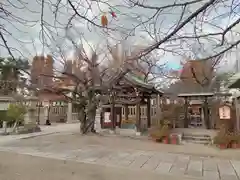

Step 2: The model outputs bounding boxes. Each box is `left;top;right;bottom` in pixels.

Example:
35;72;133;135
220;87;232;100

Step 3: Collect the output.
178;93;214;129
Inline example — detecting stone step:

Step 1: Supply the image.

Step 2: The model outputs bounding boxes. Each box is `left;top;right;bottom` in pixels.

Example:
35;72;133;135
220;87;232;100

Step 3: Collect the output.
183;132;212;136
182;133;212;144
183;139;211;144
183;134;211;138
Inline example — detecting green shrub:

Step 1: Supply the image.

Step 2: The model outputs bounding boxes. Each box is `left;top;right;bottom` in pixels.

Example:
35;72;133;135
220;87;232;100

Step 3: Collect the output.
149;123;170;140
213;125;230;145
6;103;26;127
0;110;7;128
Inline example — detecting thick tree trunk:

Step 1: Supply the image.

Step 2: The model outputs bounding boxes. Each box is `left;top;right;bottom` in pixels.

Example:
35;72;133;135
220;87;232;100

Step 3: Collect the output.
78;108;86;134
85;90;98;134
89;108;96;132
12;120;19;133
85;103;97;134
203;97;210;129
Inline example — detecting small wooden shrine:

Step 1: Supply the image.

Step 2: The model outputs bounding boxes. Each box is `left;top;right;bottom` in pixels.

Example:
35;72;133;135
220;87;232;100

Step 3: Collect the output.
178;92;214;129
100;70;163;132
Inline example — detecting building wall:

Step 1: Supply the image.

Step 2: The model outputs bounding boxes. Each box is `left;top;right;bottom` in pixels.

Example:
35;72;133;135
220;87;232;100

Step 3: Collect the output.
31;56;45;87
30;55;54;88
42;55;54;86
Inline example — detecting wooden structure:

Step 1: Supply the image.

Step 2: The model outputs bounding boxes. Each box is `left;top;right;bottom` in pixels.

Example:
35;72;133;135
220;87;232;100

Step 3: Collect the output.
101;70;163;132
228;73;240;131
178;93;214;129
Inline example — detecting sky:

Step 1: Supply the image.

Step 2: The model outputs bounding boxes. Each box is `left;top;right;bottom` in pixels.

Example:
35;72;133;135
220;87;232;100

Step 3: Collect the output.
1;0;240;74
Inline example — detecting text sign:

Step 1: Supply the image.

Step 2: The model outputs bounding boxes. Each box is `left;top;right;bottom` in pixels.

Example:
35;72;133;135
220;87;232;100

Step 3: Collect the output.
219;105;231;119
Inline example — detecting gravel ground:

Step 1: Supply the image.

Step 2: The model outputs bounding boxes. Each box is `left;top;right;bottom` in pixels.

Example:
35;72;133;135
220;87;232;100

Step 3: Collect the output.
0;151;196;180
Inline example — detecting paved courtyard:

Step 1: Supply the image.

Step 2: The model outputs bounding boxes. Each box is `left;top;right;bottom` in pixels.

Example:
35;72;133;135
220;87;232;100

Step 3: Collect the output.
0;131;240;180
0;151;197;180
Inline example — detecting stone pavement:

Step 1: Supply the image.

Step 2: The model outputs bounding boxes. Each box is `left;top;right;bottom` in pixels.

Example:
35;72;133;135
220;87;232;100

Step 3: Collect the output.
1;124;240;180
0;123;79;144
0;151;199;180
0;143;240;180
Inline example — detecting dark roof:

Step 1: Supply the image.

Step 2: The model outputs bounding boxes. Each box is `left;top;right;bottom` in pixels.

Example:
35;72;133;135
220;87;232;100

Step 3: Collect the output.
107;69;163;95
228;72;240;89
124;72;163;94
178;92;214;97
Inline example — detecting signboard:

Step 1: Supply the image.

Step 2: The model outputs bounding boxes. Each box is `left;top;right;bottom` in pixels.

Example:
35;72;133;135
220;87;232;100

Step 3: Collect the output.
0;102;10;110
219;105;231;119
104;112;111;123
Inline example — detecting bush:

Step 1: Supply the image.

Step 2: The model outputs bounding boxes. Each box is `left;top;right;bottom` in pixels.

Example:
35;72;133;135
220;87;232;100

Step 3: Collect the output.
7;103;26;127
0;110;7;128
149;121;170;141
213;125;230;145
213;134;229;145
228;132;240;144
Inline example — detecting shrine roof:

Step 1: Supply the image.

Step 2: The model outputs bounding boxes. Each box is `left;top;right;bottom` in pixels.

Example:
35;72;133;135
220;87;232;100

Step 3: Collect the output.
228;72;240;89
109;70;163;95
178;92;214;97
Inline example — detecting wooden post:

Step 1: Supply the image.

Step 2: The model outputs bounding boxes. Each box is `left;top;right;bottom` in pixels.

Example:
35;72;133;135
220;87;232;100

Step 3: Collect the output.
124;104;129;121
147;97;151;128
110;93;116;131
234;97;240;131
203;96;210;129
156;94;162;126
135;88;141;135
184;97;188;128
136;102;141;132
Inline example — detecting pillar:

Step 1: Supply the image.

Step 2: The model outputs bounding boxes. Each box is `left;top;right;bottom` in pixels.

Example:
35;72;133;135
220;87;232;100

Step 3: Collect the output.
184;97;188;128
67;92;73;123
234;97;240;131
37;103;41;125
147;97;151;128
203;96;210;129
155;94;162;126
67;102;73;123
44;105;49;123
95;107;102;132
110;92;116;132
136;102;141;134
124;104;129;121
201;107;205;128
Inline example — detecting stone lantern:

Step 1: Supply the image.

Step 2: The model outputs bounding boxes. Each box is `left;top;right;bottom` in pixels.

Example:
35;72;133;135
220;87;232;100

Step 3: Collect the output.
24;96;40;131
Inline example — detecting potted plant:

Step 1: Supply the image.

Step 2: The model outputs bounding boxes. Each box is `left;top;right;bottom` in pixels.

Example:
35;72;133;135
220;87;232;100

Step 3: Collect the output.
149;131;162;142
160;124;170;144
213;134;229;149
236;133;240;148
213;125;231;149
149;127;162;142
229;133;238;149
170;134;179;145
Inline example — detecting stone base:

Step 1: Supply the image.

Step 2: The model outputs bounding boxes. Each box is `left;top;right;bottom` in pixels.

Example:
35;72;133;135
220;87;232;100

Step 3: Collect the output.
11;125;41;135
109;130;116;134
135;132;141;136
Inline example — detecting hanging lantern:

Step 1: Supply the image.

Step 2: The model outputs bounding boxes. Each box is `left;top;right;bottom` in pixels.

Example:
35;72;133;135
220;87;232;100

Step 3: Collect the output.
101;13;108;27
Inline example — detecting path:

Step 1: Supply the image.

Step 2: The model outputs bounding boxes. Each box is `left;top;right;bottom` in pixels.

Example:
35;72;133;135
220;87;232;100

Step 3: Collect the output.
0;130;240;180
0;123;79;144
0;151;196;180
